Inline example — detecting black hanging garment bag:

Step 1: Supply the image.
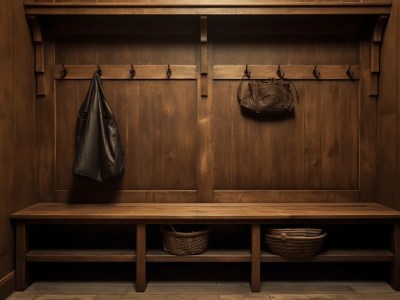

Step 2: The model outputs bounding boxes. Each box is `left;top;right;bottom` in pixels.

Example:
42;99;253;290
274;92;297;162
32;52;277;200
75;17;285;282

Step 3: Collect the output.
72;73;124;182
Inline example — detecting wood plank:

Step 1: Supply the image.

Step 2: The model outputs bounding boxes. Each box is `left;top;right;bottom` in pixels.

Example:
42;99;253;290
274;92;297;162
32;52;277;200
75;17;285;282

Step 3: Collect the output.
359;31;378;203
54;64;197;80
10;202;400;221
196;32;213;202
26;249;136;262
15;222;27;291
213;65;360;80
251;224;261;292
213;191;360;203
261;249;394;262
146;249;251;262
24;3;392;16
136;224;147;292
391;222;400;290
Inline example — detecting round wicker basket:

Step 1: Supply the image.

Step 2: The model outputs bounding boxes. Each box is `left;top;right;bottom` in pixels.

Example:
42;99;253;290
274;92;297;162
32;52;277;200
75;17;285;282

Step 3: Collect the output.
264;228;326;259
162;225;209;256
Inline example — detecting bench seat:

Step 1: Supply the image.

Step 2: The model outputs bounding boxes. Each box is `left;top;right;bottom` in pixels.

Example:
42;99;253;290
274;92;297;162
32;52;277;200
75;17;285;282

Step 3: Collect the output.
11;202;400;292
11;202;400;221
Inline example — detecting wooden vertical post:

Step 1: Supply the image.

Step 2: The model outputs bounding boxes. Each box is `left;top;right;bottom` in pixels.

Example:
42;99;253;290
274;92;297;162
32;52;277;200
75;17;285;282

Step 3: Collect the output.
197;16;213;202
251;224;261;292
391;221;400;290
15;222;28;291
136;223;147;292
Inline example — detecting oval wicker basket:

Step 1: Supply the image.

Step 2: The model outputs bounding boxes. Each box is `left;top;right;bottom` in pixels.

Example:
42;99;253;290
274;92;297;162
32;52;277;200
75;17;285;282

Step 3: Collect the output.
162;225;209;256
264;228;326;259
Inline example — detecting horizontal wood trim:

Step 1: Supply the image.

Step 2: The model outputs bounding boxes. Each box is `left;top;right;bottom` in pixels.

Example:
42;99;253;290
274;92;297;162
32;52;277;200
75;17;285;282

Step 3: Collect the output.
147;249;251;262
26;249;136;262
55;190;197;203
54;65;197;80
11;202;400;221
213;65;360;80
261;249;394;262
25;3;391;16
213;190;361;203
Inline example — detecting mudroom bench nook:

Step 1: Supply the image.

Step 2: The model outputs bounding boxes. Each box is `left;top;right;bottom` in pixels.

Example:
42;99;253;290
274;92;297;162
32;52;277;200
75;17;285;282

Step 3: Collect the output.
11;202;400;292
11;0;400;296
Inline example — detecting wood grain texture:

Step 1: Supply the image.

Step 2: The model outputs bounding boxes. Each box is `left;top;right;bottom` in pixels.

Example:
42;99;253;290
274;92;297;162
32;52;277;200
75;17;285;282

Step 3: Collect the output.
251;224;260;292
1;0;36;297
23;3;392;16
391;222;400;290
136;224;147;292
11;202;400;221
377;0;398;210
53;33;197;194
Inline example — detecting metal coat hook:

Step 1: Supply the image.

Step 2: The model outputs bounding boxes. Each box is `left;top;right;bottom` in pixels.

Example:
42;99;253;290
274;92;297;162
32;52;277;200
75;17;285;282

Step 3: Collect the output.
277;64;284;79
346;65;355;80
130;65;136;79
96;65;102;76
60;64;68;79
166;64;172;79
244;64;251;77
312;64;320;80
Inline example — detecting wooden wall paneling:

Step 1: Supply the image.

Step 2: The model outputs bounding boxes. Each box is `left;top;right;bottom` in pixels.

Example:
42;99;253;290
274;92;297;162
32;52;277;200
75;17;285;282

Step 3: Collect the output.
320;81;341;188
212;23;360;194
0;0;15;283
55;40;80;193
338;80;359;189
304;81;322;189
359;31;378;202
37;41;56;202
197;16;213;202
212;81;234;190
377;1;398;209
26;16;45;96
213;190;360;203
55;80;79;192
13;0;37;211
396;0;400;211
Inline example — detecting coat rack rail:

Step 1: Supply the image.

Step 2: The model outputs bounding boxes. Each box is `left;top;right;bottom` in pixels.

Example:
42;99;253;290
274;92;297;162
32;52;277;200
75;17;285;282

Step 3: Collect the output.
54;65;197;80
213;64;360;80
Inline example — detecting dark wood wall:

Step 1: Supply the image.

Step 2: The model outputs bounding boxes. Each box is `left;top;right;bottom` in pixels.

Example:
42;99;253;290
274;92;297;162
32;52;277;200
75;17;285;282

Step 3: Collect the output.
0;0;398;296
32;13;381;204
0;0;36;297
378;0;400;210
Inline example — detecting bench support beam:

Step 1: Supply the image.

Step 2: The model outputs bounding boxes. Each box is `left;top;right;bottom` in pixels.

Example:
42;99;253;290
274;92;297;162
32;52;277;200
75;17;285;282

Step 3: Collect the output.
391;221;400;290
136;224;147;292
15;222;28;291
251;224;261;292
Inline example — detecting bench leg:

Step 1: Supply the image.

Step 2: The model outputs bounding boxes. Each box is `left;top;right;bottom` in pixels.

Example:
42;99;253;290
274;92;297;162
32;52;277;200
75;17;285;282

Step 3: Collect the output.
251;224;261;292
15;222;28;291
391;221;400;290
136;223;147;292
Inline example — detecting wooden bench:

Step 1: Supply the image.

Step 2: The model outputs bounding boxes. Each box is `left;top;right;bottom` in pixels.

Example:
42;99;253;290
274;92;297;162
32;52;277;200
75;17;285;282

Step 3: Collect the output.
11;202;400;292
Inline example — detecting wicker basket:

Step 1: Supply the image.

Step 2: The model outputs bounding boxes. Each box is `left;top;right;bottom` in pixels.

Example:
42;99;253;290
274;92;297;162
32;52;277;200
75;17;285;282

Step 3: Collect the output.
264;228;326;259
162;225;209;256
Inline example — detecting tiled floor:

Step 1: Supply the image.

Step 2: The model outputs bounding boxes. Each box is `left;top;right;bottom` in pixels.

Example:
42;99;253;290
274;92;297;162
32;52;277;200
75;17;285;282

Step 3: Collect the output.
7;281;400;300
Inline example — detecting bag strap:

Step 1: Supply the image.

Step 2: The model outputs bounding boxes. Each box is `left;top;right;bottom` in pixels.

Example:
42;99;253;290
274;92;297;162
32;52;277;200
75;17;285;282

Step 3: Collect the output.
237;74;252;103
285;78;300;104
